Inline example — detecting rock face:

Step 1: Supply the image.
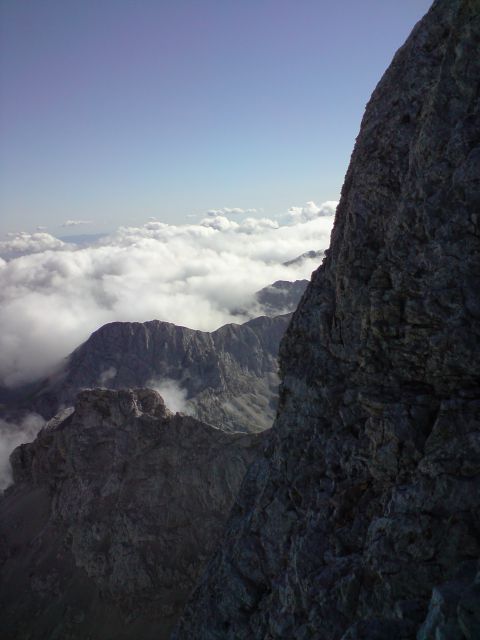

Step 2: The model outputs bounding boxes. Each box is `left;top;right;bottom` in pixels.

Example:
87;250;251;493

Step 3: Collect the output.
175;1;480;638
26;314;289;433
0;389;260;640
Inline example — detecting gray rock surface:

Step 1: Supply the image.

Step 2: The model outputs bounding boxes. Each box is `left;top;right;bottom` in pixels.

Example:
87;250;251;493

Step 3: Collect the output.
252;280;309;317
174;1;480;638
0;388;260;639
24;314;289;433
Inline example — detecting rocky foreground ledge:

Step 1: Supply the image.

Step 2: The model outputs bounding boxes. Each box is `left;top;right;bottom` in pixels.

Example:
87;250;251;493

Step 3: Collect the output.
0;388;260;640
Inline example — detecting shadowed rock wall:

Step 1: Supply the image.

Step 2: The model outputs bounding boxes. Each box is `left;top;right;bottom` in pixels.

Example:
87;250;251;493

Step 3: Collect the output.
174;1;480;638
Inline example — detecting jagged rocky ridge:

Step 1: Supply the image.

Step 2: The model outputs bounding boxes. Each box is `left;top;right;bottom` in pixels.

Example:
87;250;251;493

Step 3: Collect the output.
175;1;480;638
0;389;260;640
22;314;290;433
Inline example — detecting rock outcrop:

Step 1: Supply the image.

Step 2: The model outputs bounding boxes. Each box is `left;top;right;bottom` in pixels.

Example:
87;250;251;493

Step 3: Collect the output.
175;1;480;638
22;314;289;433
0;389;260;639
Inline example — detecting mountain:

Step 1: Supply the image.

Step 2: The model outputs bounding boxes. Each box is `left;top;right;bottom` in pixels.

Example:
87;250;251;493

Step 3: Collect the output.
174;1;480;638
0;389;260;640
282;249;324;267
251;279;309;317
17;314;290;433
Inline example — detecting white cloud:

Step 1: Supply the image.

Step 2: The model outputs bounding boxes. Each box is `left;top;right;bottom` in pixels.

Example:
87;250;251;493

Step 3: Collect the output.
288;200;338;222
0;201;337;387
98;366;117;386
62;219;93;227
0;232;69;260
147;378;191;414
200;215;239;231
0;414;45;491
206;207;259;216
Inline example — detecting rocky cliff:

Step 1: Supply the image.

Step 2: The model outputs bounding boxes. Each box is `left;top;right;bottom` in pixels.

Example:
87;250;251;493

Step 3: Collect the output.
0;389;260;639
175;1;480;638
23;314;289;433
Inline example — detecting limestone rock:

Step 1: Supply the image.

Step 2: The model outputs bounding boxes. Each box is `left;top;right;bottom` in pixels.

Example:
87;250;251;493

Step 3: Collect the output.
174;1;480;638
23;314;289;433
0;388;260;639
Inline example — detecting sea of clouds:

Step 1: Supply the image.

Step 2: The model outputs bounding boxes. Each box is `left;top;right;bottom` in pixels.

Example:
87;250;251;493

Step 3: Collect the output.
0;200;337;388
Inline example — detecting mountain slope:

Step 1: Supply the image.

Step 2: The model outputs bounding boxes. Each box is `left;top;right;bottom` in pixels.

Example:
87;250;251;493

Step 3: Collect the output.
0;389;260;640
174;1;480;638
25;314;289;433
252;279;309;317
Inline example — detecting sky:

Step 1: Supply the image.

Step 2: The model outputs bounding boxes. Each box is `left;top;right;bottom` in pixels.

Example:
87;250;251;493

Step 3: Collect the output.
0;0;433;237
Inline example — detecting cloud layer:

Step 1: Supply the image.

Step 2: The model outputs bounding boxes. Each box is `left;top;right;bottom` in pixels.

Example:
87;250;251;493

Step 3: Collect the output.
288;200;338;222
0;232;70;259
206;207;260;216
0;201;336;387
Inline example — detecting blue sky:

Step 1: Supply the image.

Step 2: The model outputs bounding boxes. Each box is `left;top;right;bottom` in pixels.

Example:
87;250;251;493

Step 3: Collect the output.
0;0;432;236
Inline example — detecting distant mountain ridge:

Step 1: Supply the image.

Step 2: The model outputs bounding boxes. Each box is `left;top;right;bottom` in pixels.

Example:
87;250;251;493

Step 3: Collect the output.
253;279;308;316
23;314;289;433
1;272;313;433
282;249;323;267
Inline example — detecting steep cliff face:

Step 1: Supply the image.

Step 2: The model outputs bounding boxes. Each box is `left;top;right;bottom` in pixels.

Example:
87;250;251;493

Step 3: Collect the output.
0;389;260;640
175;1;480;638
25;314;289;433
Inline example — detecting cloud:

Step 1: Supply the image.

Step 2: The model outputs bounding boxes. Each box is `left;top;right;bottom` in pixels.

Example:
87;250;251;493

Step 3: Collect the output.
0;414;45;491
0;232;69;260
98;366;117;386
206;207;259;216
62;219;93;227
147;378;190;414
288;200;338;222
0;201;337;387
